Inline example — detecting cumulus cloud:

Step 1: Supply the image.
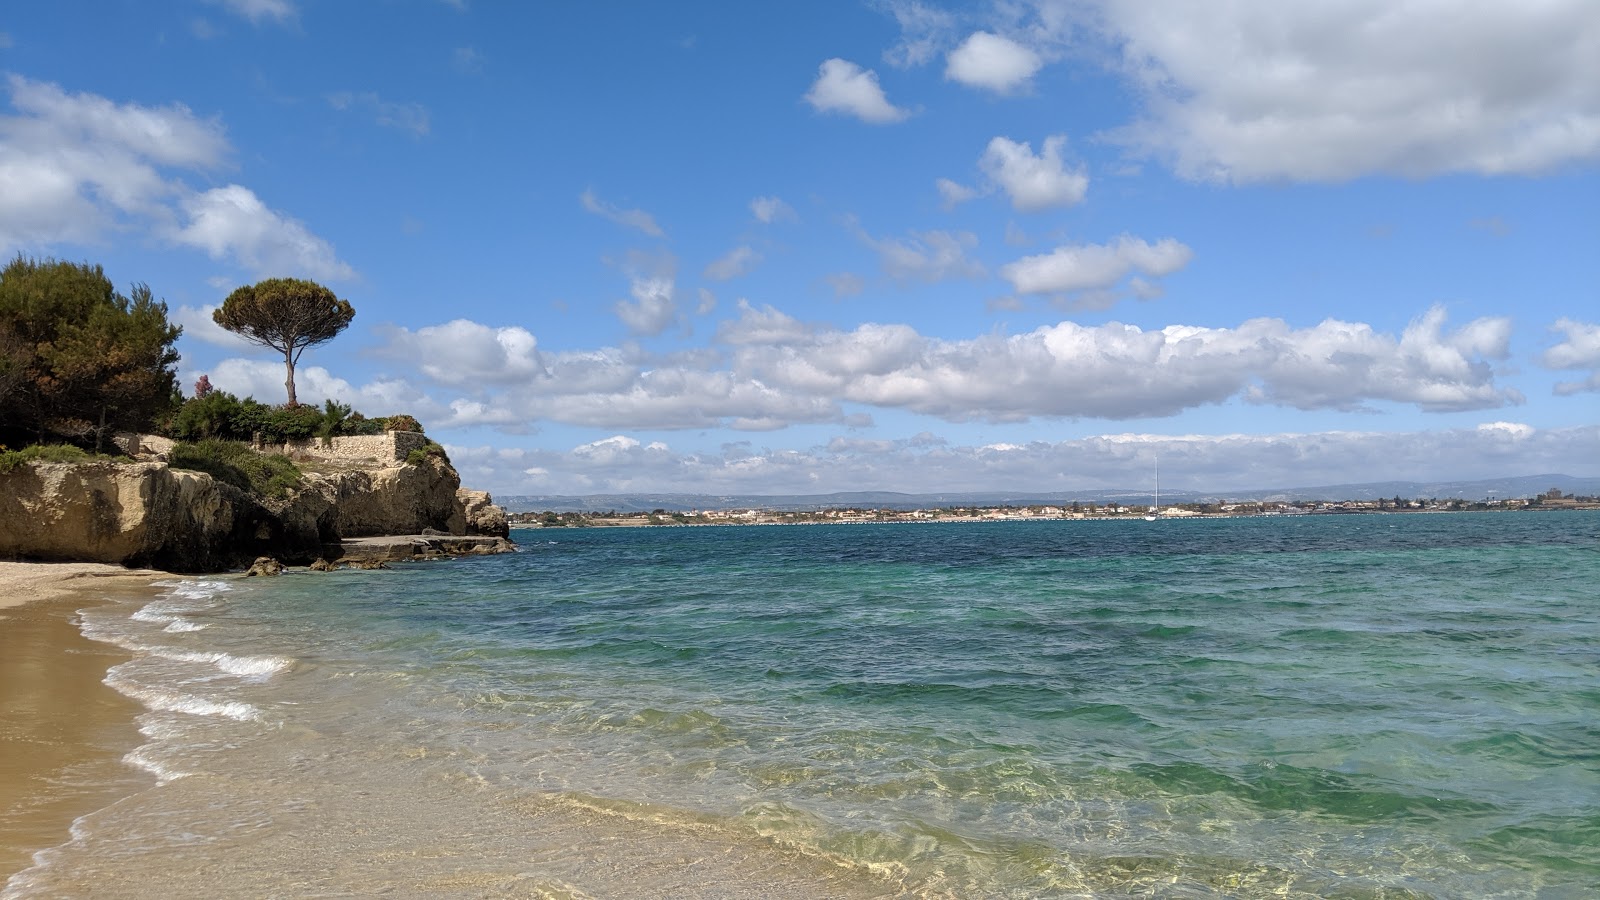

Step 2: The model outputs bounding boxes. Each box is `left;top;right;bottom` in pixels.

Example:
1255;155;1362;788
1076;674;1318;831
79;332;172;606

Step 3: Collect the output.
615;275;679;336
173;185;355;280
326;91;430;137
1094;0;1600;181
374;319;544;387
854;223;985;283
703;245;760;281
0;76;351;278
1542;318;1600;395
579;189;665;237
750;195;796;224
366;305;1519;437
804;58;910;124
1000;235;1191;303
979;135;1088;211
945;31;1043;94
445;424;1600;497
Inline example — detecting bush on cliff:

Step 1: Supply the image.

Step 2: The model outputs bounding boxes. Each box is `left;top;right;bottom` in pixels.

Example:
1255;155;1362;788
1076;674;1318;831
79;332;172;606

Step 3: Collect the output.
165;390;425;444
405;440;449;467
169;439;303;499
0;443;93;474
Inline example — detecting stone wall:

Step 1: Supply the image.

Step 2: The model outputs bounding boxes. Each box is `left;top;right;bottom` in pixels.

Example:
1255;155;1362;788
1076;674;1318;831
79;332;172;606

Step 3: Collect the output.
258;431;430;465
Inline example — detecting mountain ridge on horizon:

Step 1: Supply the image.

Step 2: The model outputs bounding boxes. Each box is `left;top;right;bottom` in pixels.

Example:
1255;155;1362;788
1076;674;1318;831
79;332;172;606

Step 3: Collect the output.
498;474;1600;513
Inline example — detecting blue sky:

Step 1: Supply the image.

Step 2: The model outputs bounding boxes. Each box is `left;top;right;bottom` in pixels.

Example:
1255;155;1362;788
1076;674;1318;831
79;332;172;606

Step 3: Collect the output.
2;1;1597;496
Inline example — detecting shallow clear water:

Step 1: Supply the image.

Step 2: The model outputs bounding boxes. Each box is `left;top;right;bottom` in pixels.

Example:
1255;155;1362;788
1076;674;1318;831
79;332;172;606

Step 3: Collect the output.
9;512;1599;898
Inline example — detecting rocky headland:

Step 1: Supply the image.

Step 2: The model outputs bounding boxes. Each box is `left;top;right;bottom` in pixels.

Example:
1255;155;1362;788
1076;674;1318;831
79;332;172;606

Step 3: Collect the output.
0;435;512;574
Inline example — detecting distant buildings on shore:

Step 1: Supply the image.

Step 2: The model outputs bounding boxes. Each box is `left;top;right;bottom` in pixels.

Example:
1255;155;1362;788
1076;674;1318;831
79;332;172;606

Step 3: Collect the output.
509;490;1596;528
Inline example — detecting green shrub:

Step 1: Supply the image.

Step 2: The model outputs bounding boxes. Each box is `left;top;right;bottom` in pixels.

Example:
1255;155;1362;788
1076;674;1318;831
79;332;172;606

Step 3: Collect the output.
405;441;448;467
0;443;91;474
342;412;383;436
169;439;302;498
168;391;245;441
382;414;423;434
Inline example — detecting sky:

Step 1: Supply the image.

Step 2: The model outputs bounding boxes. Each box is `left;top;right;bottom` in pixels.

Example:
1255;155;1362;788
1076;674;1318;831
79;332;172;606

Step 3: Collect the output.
2;0;1597;497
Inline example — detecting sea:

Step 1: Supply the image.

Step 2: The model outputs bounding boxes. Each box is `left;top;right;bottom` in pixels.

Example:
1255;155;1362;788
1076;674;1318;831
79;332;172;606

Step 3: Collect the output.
6;512;1597;898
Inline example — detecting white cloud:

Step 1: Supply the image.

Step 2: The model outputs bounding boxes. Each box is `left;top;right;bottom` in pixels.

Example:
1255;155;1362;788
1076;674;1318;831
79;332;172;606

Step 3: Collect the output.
979;135;1088;211
703;245;760;281
579;189;665;237
361;305;1518;439
803;58;910;124
878;0;957;68
945;31;1043;94
0;76;350;279
204;0;295;24
750;195;795;224
615;275;678;336
173;185;355;281
327;91;430;137
1542;318;1600;395
935;177;979;209
716;300;813;346
730;305;1517;420
1001;235;1191;301
855;224;985;283
375;319;544;387
1094;0;1600;181
445;424;1600;497
172;303;255;349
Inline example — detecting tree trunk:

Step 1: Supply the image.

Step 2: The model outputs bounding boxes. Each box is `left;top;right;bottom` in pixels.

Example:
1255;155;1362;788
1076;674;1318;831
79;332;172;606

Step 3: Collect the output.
284;353;298;406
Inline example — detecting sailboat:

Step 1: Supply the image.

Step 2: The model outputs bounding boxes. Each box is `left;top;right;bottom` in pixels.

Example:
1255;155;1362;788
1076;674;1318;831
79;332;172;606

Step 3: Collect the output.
1144;457;1160;521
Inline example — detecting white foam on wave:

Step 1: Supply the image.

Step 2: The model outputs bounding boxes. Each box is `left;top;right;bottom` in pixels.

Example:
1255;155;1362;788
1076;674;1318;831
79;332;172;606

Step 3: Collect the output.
151;578;233;600
147;647;294;680
163;620;207;633
123;747;191;784
104;672;261;722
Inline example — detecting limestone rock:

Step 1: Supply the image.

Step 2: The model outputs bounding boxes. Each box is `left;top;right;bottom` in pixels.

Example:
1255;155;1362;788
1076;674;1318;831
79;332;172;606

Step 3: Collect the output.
245;557;283;577
0;461;264;572
0;451;504;575
456;489;510;538
308;558;341;572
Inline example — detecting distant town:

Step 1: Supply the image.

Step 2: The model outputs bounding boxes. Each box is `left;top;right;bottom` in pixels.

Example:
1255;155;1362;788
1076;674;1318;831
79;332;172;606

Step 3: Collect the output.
510;488;1598;528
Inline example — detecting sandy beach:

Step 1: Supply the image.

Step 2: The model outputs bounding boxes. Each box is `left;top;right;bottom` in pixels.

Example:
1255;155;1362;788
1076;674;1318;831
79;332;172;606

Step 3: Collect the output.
0;563;168;882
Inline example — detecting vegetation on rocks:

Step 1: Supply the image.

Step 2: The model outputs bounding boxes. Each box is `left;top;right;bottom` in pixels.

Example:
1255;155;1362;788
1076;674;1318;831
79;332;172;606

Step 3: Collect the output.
0;443;94;474
164;385;424;444
168;439;303;499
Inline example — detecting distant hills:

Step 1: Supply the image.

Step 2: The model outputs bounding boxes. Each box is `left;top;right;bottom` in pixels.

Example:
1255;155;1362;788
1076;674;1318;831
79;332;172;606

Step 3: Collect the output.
498;474;1600;513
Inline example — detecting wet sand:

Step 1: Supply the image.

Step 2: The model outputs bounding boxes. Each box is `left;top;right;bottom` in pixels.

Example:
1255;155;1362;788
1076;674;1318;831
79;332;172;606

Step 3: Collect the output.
0;563;167;881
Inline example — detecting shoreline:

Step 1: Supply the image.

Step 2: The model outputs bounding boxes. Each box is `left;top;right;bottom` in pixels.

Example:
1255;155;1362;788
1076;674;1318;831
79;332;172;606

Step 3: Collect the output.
0;563;170;884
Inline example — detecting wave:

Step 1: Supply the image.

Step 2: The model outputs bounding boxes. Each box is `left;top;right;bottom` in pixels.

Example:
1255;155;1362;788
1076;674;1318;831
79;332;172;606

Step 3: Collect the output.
104;669;261;722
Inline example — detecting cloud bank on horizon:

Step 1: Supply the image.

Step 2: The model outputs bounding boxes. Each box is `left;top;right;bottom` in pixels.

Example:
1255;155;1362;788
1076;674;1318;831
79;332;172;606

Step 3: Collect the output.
1;1;1596;495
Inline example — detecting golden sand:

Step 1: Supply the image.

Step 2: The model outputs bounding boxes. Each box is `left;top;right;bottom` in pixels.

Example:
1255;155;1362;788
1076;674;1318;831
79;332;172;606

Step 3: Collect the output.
0;563;167;881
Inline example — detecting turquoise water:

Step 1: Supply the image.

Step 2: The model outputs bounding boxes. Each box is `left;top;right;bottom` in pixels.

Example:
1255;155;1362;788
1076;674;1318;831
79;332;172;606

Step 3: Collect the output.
11;512;1600;898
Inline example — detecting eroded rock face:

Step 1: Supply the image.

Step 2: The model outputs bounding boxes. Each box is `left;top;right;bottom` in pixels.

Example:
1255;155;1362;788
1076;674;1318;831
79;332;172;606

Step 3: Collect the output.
0;461;264;572
456;489;510;538
0;453;508;574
